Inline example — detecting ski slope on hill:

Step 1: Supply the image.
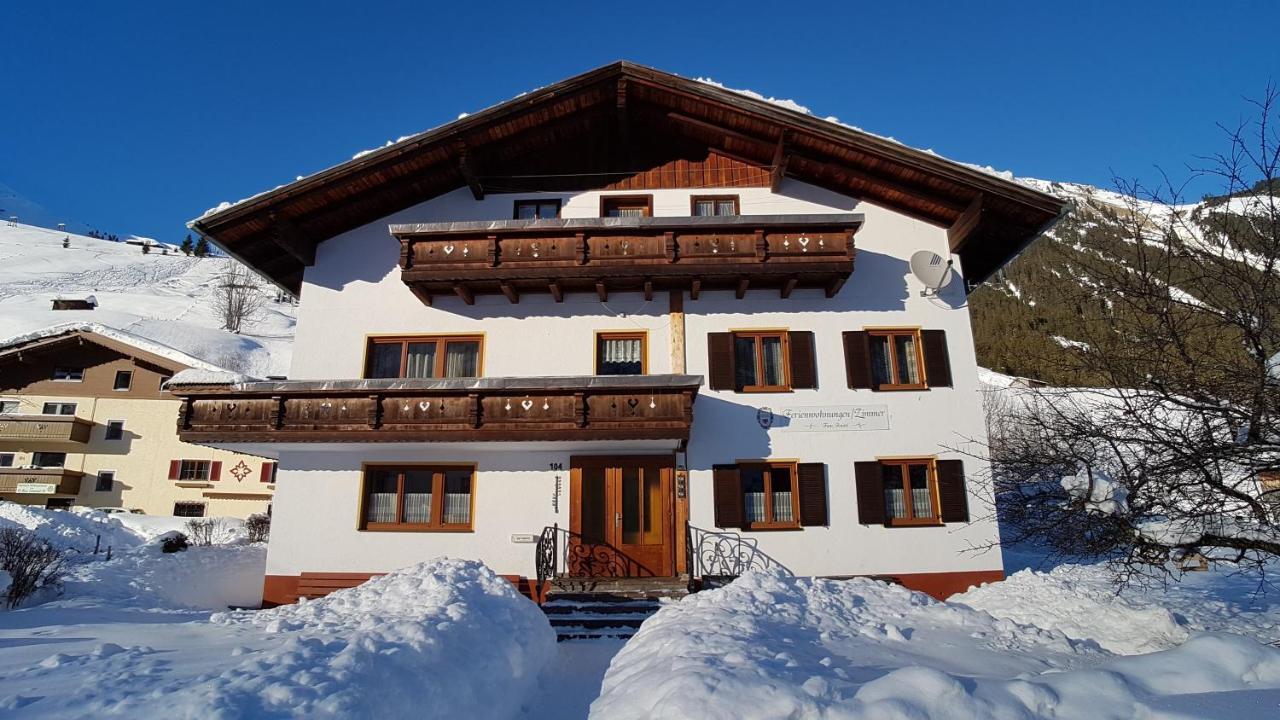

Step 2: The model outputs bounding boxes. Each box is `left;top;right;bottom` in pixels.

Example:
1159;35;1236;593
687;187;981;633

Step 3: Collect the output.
0;221;294;377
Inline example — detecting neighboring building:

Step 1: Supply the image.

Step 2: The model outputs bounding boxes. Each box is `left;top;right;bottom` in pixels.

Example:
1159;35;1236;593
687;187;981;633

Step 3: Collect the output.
51;295;97;311
170;62;1067;605
0;324;275;517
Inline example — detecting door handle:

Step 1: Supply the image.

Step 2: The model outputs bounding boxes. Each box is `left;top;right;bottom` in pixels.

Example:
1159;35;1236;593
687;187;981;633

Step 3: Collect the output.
615;512;622;528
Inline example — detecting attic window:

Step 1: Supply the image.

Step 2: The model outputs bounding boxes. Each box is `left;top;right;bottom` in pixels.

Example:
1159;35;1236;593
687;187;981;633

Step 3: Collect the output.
692;195;739;217
601;195;652;218
514;200;561;220
113;371;133;391
53;366;84;382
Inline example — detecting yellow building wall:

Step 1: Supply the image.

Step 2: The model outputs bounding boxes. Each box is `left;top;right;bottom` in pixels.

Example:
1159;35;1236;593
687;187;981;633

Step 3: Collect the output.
0;394;273;517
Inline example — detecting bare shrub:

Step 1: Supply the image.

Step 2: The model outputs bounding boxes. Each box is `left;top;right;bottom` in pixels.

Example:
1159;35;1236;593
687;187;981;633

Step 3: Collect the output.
1;528;66;609
184;518;227;546
214;260;266;334
245;513;271;543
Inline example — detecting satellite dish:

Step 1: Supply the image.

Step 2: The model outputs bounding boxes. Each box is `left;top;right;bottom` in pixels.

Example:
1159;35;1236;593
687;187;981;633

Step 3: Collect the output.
909;250;953;296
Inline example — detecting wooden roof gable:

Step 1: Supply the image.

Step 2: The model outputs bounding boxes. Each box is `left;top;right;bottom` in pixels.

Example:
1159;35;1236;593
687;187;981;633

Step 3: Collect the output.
191;61;1067;294
0;329;197;375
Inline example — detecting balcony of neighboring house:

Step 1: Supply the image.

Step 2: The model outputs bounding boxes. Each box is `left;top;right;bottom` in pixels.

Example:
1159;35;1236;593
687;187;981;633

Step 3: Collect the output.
0;414;93;443
390;214;862;305
170;375;701;445
0;467;85;496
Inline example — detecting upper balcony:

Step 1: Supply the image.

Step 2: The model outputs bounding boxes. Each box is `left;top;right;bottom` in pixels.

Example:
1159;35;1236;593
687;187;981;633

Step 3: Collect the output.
390;214;862;305
171;375;701;445
0;414;93;443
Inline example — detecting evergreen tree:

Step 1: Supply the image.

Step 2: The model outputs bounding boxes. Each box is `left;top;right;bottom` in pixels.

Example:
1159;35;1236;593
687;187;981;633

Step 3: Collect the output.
194;236;210;258
141;242;150;254
180;234;194;256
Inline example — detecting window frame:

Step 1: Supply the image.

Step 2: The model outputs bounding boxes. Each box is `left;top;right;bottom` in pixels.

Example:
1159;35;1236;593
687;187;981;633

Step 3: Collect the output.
690;194;740;217
879;457;942;527
173;501;206;518
594;331;648;376
95;470;116;492
363;334;485;380
732;330;792;393
32;452;67;468
866;328;928;391
113;370;133;391
0;399;19;414
177;460;212;482
104;420;125;441
41;402;77;416
53;366;84;382
358;463;476;532
599;194;653;218
512;199;562;220
0;453;14;468
737;460;801;530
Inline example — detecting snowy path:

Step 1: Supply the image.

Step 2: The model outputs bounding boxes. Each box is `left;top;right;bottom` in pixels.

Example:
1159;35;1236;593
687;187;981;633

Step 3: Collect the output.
521;640;624;720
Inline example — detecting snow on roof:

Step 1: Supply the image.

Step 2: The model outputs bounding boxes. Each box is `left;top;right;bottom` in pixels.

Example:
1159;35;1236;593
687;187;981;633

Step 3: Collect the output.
0;322;232;373
166;368;256;386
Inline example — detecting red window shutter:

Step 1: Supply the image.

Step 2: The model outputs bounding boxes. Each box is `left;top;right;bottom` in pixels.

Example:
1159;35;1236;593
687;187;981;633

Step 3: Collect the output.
788;331;818;389
168;460;181;480
707;333;736;391
260;462;274;483
712;464;743;528
855;461;886;524
843;331;874;390
210;461;222;482
797;463;828;526
922;330;952;388
936;459;968;522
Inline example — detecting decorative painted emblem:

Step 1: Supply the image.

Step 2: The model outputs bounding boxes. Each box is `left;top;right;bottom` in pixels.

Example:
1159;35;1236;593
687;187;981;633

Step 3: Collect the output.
756;407;775;429
230;460;252;482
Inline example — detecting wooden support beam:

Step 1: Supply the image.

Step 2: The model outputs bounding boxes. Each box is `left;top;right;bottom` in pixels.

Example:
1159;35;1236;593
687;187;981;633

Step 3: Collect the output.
616;77;631;167
269;214;316;266
825;276;847;298
770;131;790;192
453;284;475;305
548;280;563;303
643;279;653;301
780;276;799;299
595;280;608;303
947;194;985;250
667;112;773;153
736;276;750;299
454;141;484;200
408;285;433;306
500;282;519;304
669;290;686;374
690;278;701;300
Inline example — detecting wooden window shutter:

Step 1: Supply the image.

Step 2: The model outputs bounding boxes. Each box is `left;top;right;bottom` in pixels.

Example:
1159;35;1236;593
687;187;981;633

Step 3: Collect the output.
788;331;818;389
854;461;885;524
922;330;952;388
936;459;968;522
843;331;874;389
260;462;274;483
168;460;181;480
707;333;736;391
797;463;828;526
712;464;743;528
210;461;222;482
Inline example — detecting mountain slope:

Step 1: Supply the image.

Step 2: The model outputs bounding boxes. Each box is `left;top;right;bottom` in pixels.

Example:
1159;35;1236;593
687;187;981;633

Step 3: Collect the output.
0;221;294;377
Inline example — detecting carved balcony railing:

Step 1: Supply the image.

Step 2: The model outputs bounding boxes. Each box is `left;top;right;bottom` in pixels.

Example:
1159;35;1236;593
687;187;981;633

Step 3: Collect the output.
170;375;701;444
389;214;862;305
0;414;93;443
0;468;85;495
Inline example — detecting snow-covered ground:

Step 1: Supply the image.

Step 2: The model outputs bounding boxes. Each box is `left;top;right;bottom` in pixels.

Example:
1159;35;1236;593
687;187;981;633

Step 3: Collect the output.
0;221;294;377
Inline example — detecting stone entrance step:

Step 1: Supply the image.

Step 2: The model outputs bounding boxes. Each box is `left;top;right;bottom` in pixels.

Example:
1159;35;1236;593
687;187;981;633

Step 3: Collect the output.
543;580;686;641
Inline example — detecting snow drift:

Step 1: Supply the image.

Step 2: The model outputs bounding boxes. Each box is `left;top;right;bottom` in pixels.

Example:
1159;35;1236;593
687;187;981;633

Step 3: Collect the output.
590;569;1280;720
90;558;557;719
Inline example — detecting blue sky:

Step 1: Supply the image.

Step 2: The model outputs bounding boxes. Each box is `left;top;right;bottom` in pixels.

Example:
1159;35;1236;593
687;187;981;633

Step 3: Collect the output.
2;1;1276;241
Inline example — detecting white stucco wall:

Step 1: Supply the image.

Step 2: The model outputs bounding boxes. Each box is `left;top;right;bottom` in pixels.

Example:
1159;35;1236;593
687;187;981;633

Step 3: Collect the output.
267;180;1002;581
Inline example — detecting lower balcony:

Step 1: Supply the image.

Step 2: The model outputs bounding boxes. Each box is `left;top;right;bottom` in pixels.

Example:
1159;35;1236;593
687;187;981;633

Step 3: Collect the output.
171;375;701;444
0;415;93;443
0;468;84;495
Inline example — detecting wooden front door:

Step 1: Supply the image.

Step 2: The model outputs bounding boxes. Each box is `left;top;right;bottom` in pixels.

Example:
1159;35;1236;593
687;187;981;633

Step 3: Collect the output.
569;455;674;577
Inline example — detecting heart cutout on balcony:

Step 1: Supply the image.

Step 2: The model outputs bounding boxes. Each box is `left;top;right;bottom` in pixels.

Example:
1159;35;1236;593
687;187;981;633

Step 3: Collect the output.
419;401;430;412
521;399;533;411
627;397;639;409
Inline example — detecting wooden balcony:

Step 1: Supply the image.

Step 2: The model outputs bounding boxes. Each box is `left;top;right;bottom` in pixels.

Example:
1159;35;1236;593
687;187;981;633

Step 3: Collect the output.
390;214;862;305
0;415;93;443
0;468;85;495
172;375;701;444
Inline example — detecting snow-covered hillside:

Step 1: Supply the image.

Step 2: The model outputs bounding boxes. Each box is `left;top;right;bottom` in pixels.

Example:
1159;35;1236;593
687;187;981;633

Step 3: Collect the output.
0;221;294;377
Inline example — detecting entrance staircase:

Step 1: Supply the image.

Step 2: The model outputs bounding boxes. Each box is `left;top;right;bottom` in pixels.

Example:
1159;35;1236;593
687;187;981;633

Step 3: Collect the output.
541;577;688;641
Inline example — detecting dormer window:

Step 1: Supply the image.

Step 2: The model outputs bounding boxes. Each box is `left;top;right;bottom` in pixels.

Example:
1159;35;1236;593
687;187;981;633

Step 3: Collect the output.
514;200;561;220
601;195;652;218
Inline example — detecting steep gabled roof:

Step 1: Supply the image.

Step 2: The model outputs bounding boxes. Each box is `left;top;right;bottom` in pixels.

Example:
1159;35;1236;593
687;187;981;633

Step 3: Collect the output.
0;323;229;374
191;61;1067;294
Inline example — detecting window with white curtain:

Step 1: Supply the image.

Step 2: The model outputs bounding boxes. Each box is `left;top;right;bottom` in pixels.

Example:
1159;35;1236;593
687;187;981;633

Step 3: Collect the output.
868;329;924;388
732;331;789;391
597;333;645;375
739;463;799;528
362;466;474;530
881;460;939;524
365;337;481;379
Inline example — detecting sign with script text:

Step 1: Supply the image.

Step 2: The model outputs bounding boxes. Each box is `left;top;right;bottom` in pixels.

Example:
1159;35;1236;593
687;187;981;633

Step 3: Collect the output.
758;405;890;432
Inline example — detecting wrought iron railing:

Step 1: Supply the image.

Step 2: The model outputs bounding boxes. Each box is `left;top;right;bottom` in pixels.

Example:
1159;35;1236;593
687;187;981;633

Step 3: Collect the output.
684;521;789;593
535;524;558;598
534;524;658;595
